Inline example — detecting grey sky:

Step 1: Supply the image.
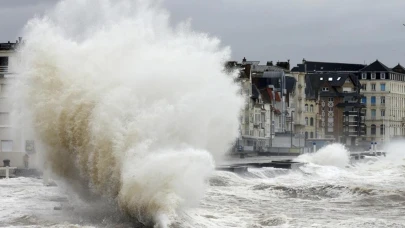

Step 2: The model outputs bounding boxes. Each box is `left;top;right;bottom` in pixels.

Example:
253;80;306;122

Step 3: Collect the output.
1;0;405;68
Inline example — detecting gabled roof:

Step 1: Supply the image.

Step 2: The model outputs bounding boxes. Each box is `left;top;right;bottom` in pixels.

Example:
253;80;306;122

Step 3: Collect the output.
359;60;391;72
252;76;296;93
291;60;365;72
305;73;359;99
392;63;405;74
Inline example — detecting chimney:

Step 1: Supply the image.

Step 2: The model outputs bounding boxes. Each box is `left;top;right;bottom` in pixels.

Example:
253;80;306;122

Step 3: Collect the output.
242;57;246;63
18;37;22;43
266;61;273;66
302;58;306;64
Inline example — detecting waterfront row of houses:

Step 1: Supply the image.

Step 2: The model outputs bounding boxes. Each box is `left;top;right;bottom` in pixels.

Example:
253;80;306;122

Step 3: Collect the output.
229;57;405;152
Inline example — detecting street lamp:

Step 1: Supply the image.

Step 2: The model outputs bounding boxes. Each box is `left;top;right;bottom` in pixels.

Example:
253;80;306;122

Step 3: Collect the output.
290;111;295;147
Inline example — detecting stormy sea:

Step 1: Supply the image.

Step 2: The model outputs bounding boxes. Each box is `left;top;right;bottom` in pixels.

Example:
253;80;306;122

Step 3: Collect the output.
1;0;405;228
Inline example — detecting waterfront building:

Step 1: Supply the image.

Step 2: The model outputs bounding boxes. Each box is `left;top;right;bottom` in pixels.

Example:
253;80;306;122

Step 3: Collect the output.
226;58;297;153
305;73;365;147
359;60;405;144
291;59;365;141
0;38;38;169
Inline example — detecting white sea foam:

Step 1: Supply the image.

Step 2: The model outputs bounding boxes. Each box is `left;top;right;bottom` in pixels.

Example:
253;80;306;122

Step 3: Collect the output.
11;0;243;226
294;143;350;168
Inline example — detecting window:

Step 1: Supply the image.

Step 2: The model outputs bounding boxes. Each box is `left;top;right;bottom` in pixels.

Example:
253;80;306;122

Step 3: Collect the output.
255;114;260;124
371;73;376;79
361;84;367;91
305;117;308;126
310;105;314;112
1;140;12;152
305;132;308;139
362;73;367;79
361;97;367;104
305;104;308;112
371;124;376;135
371;84;376;91
380;83;385;91
322;87;329;91
310;132;314;138
380;124;385;135
371;109;376;118
381;110;385;117
381;73;386;79
381;96;385;104
310;117;314;126
371;96;376;105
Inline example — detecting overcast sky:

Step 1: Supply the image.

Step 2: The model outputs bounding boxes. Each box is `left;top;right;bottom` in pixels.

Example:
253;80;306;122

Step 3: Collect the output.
1;0;405;68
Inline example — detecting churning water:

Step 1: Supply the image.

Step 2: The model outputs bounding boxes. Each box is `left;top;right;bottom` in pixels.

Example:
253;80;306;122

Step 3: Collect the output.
11;0;243;227
3;142;405;227
5;0;405;227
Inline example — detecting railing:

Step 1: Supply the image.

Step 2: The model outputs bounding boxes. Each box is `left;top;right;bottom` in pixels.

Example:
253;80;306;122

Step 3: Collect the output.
371;116;376;120
0;66;8;73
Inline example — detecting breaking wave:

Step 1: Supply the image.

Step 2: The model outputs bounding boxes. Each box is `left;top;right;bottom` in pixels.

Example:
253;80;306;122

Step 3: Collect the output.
294;143;350;168
12;0;243;226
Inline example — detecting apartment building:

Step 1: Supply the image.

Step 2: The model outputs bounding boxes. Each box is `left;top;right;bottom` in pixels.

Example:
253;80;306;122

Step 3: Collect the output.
359;60;405;143
305;73;365;146
0;38;39;168
291;60;365;140
226;58;296;152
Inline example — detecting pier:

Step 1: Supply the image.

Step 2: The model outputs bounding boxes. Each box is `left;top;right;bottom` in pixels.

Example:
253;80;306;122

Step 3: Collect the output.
216;159;304;173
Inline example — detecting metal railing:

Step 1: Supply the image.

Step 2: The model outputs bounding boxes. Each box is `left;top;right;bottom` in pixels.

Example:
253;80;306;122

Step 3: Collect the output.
0;66;8;73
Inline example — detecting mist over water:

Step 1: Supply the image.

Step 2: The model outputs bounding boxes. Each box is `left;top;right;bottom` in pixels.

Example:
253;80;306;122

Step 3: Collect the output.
12;0;243;226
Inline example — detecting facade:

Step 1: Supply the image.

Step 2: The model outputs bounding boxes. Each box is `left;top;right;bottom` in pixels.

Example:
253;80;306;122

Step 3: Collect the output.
291;60;365;141
227;58;297;153
305;73;365;147
0;38;38;169
359;60;405;144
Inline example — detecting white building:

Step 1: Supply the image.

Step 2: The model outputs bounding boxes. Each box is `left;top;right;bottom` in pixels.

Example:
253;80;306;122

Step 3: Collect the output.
0;38;38;169
228;58;298;152
359;60;405;144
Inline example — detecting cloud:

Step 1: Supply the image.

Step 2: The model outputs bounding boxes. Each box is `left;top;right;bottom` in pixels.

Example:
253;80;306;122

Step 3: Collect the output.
2;0;405;67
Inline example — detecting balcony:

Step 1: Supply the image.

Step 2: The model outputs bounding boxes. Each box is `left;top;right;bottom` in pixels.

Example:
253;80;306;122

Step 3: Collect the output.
371;116;376;120
0;66;8;74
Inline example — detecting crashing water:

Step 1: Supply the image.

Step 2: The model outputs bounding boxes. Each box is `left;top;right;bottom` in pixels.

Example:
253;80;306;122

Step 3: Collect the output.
3;142;405;227
11;0;243;226
4;0;405;227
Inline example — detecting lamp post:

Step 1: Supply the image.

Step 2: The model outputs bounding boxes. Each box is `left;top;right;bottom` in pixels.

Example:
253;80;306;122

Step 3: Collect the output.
290;111;295;147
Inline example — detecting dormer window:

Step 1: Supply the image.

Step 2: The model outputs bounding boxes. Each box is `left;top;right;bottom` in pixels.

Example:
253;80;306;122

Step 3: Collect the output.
328;77;333;81
337;77;341;81
320;77;323;80
381;73;386;79
371;73;376;79
362;73;367;79
322;87;329;91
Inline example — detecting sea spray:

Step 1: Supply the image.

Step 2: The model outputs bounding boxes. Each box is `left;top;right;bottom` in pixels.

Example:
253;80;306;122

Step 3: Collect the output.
294;143;350;168
11;0;244;226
